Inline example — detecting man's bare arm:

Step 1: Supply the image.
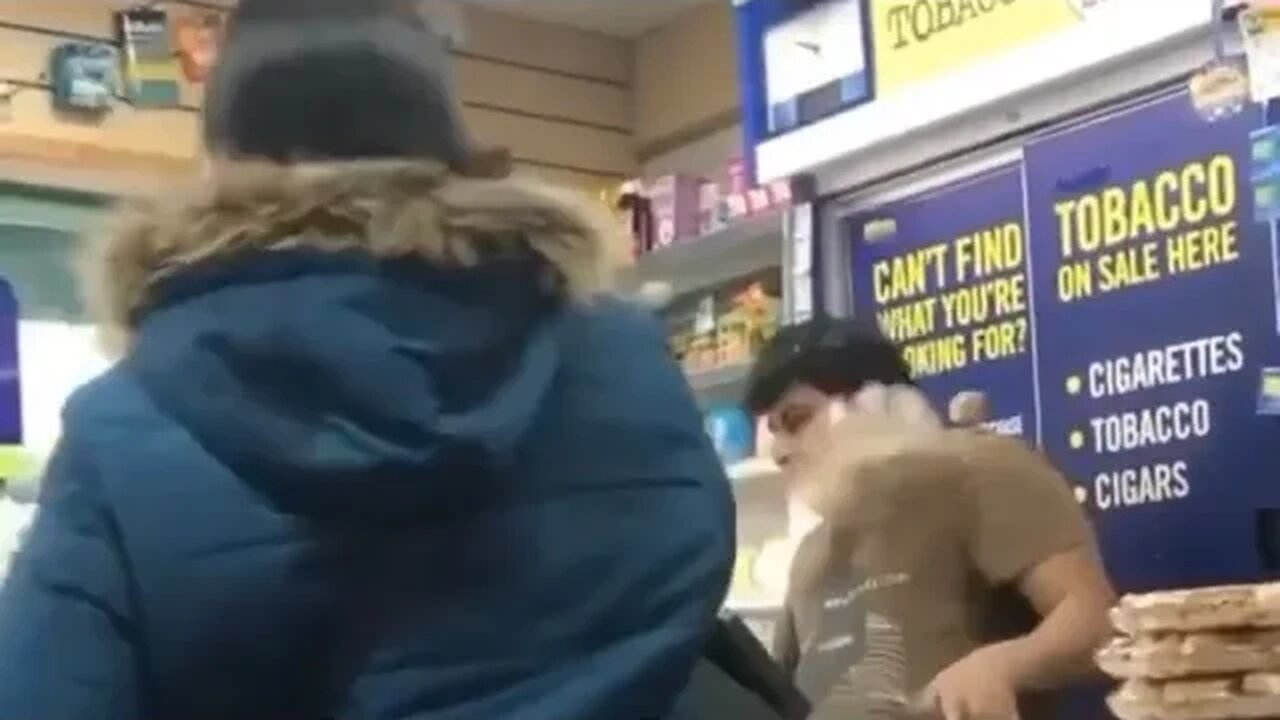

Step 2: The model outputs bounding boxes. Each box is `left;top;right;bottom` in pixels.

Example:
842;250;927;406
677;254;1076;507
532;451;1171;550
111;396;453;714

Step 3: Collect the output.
990;545;1116;690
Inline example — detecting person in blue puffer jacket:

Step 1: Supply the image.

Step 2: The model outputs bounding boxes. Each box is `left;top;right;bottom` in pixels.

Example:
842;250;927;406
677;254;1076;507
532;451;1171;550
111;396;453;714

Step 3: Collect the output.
0;1;735;718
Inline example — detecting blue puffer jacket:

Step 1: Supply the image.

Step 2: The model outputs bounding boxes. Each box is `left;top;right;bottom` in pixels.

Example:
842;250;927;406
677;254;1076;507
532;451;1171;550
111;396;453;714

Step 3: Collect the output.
0;162;735;720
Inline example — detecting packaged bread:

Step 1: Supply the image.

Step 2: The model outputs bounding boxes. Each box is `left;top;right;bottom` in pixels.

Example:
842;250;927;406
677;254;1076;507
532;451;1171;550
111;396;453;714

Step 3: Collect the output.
1111;583;1280;635
1098;631;1280;680
1109;674;1280;720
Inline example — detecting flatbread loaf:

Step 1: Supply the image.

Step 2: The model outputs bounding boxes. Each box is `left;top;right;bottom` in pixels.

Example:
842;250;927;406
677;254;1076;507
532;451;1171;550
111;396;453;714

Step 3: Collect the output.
1111;584;1280;635
1098;631;1280;680
1109;674;1280;720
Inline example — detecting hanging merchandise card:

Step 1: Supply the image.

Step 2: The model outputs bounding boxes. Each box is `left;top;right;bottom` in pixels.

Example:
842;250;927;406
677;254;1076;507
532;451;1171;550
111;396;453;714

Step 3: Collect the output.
116;8;180;107
1241;7;1280;102
847;167;1037;439
1024;95;1280;590
1250;124;1280;222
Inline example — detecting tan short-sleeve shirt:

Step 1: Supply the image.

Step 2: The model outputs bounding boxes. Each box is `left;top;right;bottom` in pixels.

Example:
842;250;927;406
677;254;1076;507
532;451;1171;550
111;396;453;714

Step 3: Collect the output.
774;432;1091;720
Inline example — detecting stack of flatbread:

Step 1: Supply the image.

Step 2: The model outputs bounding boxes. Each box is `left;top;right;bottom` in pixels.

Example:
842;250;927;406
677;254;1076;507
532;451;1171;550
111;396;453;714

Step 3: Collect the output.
1100;583;1280;720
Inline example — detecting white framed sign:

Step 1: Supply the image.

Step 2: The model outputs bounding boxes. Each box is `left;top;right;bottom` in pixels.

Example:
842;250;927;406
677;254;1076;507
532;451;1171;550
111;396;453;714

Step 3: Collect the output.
761;0;873;136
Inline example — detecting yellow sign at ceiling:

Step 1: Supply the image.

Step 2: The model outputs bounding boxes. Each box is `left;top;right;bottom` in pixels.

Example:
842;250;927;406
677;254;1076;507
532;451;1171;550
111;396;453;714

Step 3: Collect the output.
871;0;1083;94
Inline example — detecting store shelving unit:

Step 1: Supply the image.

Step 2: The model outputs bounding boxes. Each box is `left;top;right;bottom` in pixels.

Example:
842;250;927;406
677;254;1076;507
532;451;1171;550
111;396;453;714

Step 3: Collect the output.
630;205;791;410
631;198;796;616
631;209;789;494
626;207;787;300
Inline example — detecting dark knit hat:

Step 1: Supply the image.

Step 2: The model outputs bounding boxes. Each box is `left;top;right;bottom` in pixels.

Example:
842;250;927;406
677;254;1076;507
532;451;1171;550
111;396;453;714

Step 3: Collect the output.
204;0;508;175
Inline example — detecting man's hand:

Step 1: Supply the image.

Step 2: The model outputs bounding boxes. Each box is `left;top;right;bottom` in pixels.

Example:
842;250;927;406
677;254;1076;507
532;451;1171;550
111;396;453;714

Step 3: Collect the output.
794;383;942;466
793;383;949;524
920;644;1021;720
840;382;944;443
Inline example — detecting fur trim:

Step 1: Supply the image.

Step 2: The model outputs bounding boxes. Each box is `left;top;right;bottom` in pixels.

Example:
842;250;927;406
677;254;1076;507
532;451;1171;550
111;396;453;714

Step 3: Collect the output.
82;160;631;354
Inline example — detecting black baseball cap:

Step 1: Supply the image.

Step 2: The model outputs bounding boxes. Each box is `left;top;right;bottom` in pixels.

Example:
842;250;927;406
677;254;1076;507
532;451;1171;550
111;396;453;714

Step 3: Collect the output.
744;316;913;414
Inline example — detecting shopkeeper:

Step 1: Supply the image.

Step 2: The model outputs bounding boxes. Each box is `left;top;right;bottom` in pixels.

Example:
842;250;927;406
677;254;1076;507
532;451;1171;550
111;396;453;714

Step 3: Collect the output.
745;318;1115;720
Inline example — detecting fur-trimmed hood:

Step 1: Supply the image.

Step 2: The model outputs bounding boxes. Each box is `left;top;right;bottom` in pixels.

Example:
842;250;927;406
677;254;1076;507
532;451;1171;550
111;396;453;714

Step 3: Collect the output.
83;160;630;354
85;161;640;521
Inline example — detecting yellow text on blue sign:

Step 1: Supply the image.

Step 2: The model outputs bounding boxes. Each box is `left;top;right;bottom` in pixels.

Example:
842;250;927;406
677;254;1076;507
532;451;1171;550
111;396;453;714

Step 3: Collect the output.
1053;155;1242;304
871;0;1081;94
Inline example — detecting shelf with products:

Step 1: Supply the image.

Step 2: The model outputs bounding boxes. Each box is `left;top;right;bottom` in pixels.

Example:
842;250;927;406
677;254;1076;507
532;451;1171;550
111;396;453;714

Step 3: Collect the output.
607;161;809;302
605;164;806;503
663;268;781;391
625;208;787;300
656;266;783;496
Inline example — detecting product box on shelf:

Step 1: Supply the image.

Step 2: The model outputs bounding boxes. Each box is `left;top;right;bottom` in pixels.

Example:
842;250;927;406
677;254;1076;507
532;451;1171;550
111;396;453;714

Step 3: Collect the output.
717;156;809;222
697;181;727;236
610;179;654;257
722;156;755;222
625;165;812;257
766;178;794;208
722;191;752;223
726;156;750;195
662;268;783;377
647;174;703;248
746;186;773;215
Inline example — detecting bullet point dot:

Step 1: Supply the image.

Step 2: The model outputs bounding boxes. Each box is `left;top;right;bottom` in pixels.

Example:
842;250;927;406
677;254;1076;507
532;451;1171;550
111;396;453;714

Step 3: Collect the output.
1074;486;1088;504
1066;376;1082;396
1069;430;1085;450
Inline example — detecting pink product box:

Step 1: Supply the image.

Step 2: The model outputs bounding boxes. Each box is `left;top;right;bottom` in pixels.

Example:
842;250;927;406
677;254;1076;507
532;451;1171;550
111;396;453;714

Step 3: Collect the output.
723;192;751;222
746;186;772;215
698;181;727;236
767;179;793;208
740;180;795;218
725;156;750;196
648;174;703;248
717;156;796;220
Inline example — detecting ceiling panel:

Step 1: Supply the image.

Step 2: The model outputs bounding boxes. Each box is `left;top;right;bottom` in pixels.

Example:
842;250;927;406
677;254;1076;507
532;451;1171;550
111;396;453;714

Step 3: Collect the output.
459;0;712;37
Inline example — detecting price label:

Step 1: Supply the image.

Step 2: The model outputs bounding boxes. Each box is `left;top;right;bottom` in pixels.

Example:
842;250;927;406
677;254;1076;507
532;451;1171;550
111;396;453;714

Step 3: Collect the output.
1260;367;1280;415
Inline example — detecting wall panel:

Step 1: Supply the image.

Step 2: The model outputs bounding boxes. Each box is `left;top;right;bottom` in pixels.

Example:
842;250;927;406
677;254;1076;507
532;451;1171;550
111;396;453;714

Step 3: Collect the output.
460;5;632;86
0;0;633;190
634;2;739;160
